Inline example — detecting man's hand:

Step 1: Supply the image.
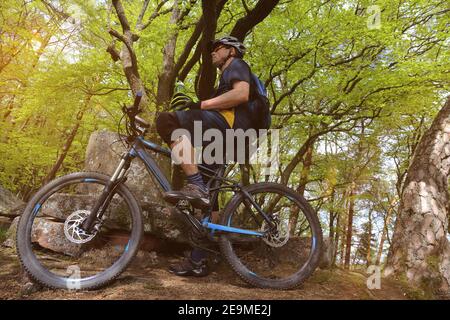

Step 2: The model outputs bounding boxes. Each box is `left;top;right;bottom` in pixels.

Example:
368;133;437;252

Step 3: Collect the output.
184;101;201;110
170;92;201;111
170;92;192;111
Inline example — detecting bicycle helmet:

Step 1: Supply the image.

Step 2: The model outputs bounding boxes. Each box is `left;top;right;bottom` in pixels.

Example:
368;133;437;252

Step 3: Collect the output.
210;36;246;58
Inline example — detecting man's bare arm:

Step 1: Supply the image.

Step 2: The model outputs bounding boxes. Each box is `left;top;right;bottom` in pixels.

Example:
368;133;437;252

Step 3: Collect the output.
200;81;249;110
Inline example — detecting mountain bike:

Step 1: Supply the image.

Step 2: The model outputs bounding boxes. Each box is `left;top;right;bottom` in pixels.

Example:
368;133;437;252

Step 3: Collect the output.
16;92;323;290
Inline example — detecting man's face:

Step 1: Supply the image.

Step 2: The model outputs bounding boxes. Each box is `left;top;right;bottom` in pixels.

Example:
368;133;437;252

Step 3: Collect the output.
211;44;233;68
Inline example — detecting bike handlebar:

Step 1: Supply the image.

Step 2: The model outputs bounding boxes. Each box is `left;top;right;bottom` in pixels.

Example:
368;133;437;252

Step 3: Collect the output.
133;91;142;109
121;91;150;138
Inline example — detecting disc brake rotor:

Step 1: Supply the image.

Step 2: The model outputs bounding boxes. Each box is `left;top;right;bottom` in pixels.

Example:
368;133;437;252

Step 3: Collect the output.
260;218;291;247
64;210;97;244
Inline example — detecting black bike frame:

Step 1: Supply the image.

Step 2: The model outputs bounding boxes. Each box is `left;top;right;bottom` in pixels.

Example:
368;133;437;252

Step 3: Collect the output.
82;133;276;235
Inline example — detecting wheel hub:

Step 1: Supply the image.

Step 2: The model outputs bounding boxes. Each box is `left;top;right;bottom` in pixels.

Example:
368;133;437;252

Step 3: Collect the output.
261;218;291;247
64;210;97;244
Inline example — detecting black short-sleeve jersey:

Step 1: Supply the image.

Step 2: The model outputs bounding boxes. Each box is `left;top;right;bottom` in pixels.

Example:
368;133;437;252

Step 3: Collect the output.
213;58;253;130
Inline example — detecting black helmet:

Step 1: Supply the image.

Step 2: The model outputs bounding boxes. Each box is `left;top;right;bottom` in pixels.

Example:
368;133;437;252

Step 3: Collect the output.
210;36;246;58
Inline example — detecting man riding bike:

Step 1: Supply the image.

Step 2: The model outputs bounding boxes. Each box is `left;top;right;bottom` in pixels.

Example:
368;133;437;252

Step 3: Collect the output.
155;36;257;277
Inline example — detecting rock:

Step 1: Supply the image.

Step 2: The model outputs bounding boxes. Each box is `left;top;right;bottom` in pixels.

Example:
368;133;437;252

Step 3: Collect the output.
0;216;13;229
319;237;336;269
3;216;82;256
20;282;42;296
84;130;171;205
2;216;18;248
82;130;190;244
35;194;189;244
141;203;190;243
31;218;83;256
131;250;159;268
0;185;25;217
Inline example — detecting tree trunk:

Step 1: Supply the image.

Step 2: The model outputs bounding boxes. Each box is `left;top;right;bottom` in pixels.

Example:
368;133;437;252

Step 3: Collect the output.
332;212;340;266
41;96;91;185
344;182;356;269
375;199;395;265
110;0;149;113
339;210;347;266
288;142;313;235
156;1;180;111
385;97;450;295
329;211;336;242
197;0;218;100
366;210;373;267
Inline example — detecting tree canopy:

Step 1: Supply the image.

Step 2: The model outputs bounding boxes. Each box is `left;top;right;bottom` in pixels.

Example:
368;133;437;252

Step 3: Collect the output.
0;0;449;279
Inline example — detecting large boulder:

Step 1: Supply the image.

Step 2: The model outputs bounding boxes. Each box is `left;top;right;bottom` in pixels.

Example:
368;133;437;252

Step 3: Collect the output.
2;130;190;255
0;185;25;217
3;213;187;255
3;198;190;252
82;130;189;243
3;216;82;256
84;130;171;205
33;192;190;243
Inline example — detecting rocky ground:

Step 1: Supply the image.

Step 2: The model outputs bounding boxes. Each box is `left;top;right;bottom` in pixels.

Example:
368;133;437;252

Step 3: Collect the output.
0;246;425;300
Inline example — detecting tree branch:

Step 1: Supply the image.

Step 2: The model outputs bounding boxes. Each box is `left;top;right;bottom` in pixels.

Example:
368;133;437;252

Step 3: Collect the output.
112;0;131;32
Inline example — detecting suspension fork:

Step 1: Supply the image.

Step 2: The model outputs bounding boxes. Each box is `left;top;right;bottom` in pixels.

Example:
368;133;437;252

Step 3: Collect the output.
81;151;133;232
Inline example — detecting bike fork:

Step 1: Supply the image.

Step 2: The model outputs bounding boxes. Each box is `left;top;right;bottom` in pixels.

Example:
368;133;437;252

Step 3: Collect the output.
81;152;132;232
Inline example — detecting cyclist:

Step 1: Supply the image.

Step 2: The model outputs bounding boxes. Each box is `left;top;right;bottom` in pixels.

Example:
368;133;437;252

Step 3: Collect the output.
155;36;256;277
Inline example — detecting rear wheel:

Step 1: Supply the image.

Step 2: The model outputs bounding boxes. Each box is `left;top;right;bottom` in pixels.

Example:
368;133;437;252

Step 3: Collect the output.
219;183;322;289
16;172;143;290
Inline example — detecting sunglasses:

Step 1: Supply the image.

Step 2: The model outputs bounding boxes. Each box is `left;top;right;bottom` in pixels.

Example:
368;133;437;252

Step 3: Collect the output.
211;45;229;53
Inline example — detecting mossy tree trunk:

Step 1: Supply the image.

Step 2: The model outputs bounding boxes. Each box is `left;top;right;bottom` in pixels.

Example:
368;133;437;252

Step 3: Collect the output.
385;97;450;296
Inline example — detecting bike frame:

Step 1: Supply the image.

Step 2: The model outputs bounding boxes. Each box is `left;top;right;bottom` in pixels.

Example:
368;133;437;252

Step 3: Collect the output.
82;134;275;237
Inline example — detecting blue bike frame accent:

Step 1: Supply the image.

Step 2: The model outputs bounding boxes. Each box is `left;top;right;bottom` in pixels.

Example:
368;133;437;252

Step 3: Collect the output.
32;203;41;216
137;137;171;157
203;222;263;237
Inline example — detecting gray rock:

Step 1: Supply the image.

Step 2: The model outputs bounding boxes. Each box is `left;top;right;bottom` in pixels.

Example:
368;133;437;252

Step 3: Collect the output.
31;218;84;256
83;130;171;205
131;251;159;268
0;185;25;217
319;237;336;269
2;216;18;248
20;282;42;296
35;191;189;243
141;203;190;243
0;216;13;229
3;216;82;256
82;130;189;244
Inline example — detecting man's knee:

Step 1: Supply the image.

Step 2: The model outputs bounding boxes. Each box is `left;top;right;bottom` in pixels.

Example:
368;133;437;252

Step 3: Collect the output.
156;112;180;145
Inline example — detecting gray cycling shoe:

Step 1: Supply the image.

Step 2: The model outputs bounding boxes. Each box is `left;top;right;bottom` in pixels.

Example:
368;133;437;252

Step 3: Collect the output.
163;183;210;208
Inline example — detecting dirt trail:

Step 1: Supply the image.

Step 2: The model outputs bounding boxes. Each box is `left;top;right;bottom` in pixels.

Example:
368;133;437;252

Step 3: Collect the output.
0;247;413;300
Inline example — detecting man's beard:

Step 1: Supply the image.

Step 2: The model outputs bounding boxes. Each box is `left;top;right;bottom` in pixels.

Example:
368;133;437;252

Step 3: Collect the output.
212;57;221;68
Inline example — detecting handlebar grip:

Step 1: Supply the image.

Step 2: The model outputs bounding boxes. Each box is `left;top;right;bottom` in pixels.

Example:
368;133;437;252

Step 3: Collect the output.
133;91;143;108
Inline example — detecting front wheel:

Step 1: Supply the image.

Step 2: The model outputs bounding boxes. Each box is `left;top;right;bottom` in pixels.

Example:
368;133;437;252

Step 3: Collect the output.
16;172;143;290
219;183;323;289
